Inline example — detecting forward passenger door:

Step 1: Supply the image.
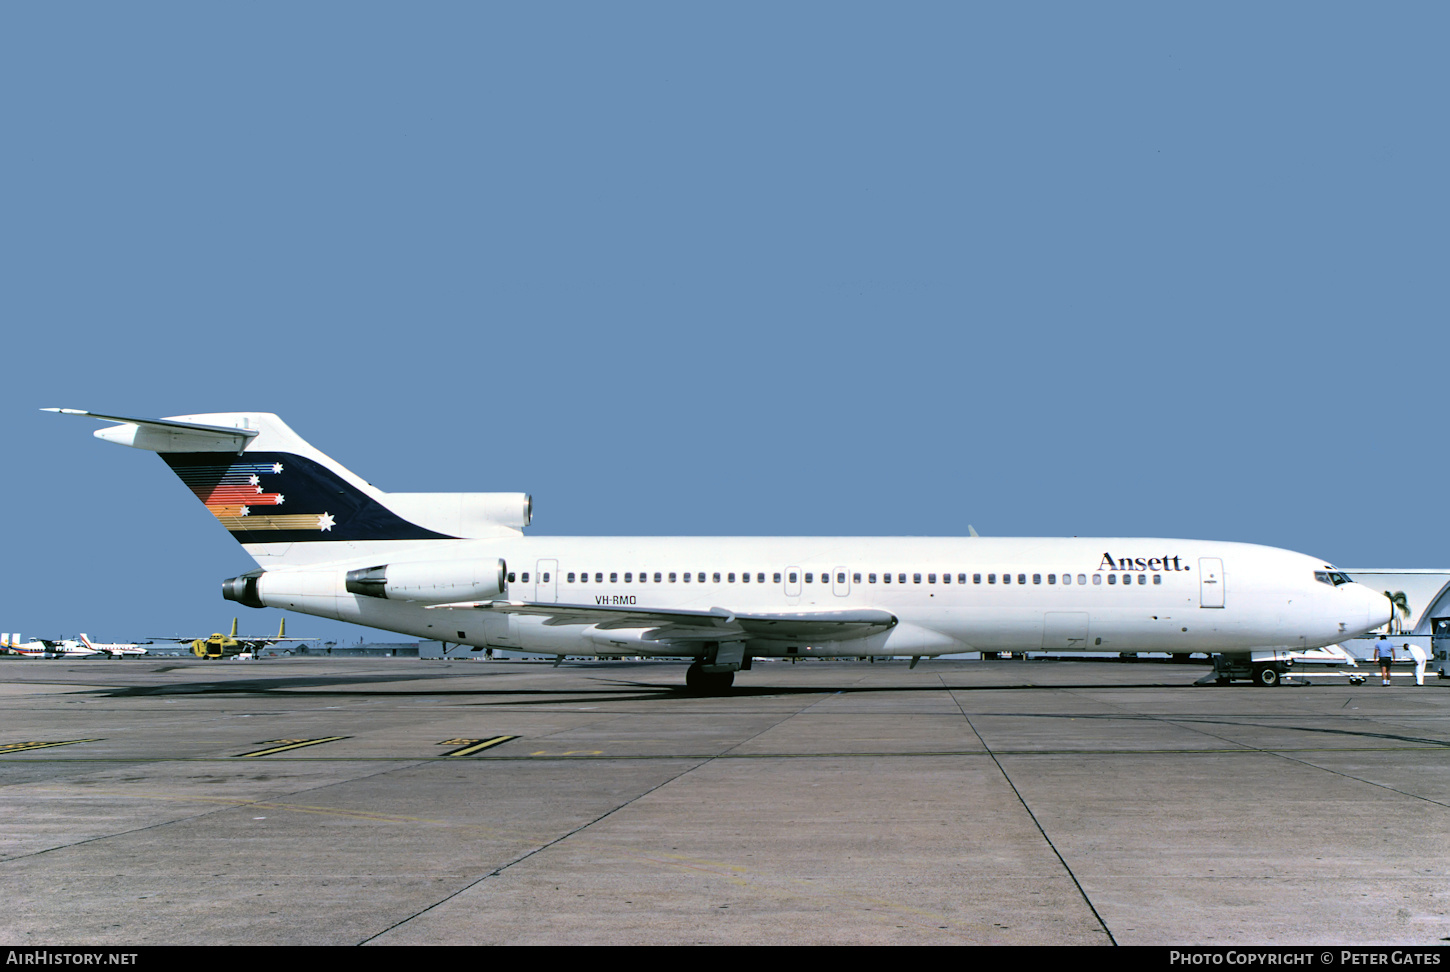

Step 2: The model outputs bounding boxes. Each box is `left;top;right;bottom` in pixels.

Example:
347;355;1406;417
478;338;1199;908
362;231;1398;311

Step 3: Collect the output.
535;559;558;603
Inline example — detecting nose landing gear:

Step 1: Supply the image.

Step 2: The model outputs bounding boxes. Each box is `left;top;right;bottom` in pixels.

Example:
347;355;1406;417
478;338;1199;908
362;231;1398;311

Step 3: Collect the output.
1198;653;1292;686
1253;665;1280;687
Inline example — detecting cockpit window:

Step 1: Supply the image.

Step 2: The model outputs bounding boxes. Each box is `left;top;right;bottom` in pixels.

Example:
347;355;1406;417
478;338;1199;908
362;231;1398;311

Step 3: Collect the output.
1315;571;1333;586
1316;570;1354;587
1332;572;1353;585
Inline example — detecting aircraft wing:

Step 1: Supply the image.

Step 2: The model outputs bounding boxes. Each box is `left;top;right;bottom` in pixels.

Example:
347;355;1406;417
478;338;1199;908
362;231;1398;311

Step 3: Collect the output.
428;600;896;642
237;636;321;646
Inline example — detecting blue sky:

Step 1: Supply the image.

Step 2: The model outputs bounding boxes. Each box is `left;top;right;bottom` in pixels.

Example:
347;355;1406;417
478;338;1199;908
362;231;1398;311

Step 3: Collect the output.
4;3;1446;644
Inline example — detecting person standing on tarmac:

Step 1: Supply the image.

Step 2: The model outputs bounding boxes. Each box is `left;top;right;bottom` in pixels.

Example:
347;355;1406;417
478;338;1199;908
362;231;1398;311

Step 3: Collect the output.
1375;634;1395;685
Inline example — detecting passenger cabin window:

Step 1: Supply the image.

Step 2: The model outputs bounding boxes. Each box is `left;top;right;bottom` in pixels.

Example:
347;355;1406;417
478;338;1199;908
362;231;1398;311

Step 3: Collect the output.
758;573;766;583
1018;574;1026;585
567;573;576;583
883;573;892;584
698;573;705;583
1003;574;1011;584
988;574;996;584
1079;574;1087;585
927;574;936;584
684;572;691;583
714;573;722;583
624;572;632;583
869;573;878;583
1048;574;1056;584
507;572;516;583
522;572;530;583
853;573;862;583
974;574;982;584
669;572;677;583
1033;574;1041;584
1092;574;1102;585
654;572;663;583
1108;574;1117;585
805;573;814;584
898;574;906;584
1153;574;1162;585
914;573;922;584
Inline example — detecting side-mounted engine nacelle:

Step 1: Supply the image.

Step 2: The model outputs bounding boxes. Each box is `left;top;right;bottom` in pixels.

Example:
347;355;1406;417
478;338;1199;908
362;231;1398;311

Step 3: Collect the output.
344;559;506;604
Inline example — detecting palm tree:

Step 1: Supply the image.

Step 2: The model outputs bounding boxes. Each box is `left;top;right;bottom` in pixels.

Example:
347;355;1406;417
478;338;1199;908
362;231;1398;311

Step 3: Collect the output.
1384;591;1411;634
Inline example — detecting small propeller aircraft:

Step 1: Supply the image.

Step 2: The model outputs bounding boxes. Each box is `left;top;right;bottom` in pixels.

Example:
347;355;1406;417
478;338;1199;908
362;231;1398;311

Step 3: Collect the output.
2;634;101;658
154;618;318;659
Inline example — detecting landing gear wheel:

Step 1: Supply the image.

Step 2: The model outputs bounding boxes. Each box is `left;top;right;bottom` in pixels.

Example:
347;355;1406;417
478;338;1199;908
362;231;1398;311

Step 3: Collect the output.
685;663;735;695
1254;666;1280;687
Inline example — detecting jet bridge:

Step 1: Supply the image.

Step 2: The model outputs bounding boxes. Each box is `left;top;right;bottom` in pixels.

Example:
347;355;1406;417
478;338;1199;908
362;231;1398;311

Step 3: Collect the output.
1434;618;1450;678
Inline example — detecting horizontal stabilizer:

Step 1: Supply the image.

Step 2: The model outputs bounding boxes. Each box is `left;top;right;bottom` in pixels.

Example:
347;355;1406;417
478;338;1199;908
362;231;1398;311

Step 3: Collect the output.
44;408;259;452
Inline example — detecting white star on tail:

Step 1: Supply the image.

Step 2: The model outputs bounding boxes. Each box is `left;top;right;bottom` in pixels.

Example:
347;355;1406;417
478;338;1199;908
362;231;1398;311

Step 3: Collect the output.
239;506;250;516
249;475;260;486
317;512;335;531
272;463;284;474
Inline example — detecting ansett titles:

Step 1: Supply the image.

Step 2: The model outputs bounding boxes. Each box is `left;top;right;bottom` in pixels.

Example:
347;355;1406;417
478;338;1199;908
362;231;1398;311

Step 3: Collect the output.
1100;553;1189;572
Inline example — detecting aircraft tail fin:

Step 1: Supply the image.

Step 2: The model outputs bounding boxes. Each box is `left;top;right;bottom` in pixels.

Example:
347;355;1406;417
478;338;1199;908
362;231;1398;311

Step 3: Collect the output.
230;618;238;639
278;617;286;639
49;410;532;567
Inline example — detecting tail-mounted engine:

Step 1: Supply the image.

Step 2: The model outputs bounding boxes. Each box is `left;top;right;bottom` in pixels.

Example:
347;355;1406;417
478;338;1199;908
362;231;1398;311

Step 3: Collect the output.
344;559;506;603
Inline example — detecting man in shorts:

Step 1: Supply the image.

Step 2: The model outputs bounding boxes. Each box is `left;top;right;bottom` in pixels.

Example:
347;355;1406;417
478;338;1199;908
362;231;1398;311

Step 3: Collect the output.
1375;634;1395;685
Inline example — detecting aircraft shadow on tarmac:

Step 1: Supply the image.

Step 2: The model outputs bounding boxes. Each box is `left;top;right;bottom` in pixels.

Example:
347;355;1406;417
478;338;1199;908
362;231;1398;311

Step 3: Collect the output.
76;670;1450;747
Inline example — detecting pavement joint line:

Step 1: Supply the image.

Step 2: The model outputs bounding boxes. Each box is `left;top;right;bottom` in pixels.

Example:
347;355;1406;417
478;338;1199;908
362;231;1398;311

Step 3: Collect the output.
1159;719;1450;812
0;757;437;865
360;679;839;944
941;675;1118;946
4;745;1448;764
357;755;716;944
1056;687;1450;813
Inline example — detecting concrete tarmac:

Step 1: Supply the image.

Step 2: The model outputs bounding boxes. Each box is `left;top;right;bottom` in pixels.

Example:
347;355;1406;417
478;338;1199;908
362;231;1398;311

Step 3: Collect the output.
0;657;1447;946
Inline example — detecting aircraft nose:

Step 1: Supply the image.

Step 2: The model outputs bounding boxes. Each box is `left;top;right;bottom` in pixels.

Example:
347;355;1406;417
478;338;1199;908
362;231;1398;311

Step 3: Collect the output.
1365;586;1393;632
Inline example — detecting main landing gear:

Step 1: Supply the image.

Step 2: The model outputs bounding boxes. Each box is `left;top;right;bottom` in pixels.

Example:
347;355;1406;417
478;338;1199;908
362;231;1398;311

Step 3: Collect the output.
685;662;734;695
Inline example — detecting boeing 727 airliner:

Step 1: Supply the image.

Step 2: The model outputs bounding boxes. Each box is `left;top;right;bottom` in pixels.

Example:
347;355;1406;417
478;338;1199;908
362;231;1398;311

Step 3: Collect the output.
49;409;1392;692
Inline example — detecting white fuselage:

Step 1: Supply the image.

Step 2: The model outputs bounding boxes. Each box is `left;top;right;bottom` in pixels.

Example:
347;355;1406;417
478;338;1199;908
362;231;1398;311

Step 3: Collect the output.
252;536;1390;658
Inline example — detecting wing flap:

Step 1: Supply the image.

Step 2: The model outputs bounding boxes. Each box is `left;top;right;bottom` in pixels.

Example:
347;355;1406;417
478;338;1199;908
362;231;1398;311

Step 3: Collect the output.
427;600;896;641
